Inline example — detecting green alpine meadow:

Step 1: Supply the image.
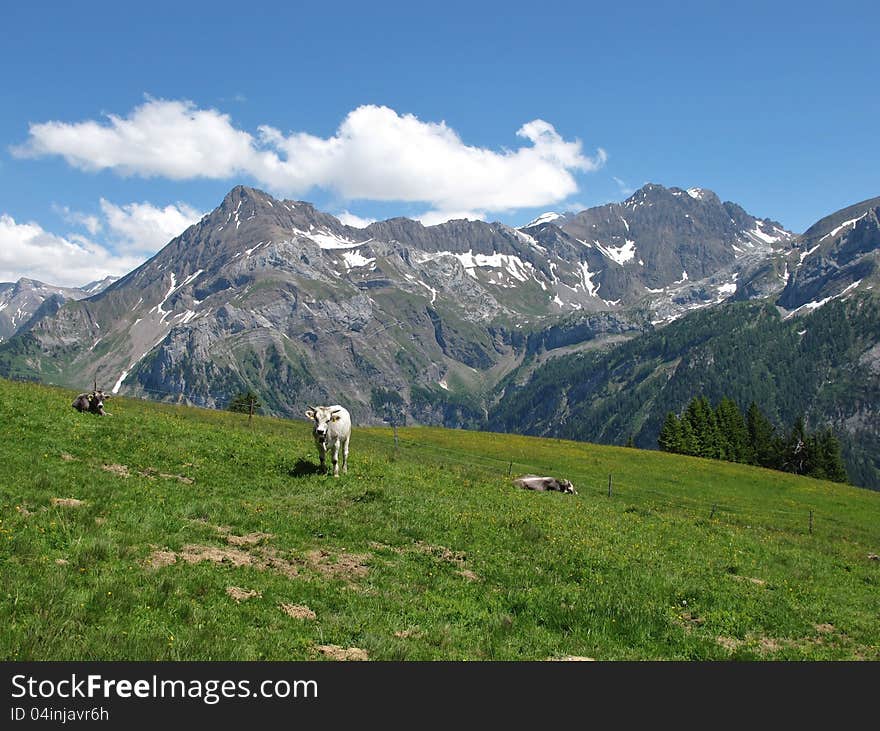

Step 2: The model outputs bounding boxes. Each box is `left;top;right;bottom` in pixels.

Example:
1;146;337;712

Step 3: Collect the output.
2;377;878;661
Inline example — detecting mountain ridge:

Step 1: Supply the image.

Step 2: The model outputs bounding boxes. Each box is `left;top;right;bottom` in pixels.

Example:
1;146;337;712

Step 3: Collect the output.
0;275;117;342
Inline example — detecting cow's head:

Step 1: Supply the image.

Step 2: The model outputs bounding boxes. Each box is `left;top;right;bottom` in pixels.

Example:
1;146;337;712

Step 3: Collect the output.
90;390;105;413
559;479;577;495
305;406;343;444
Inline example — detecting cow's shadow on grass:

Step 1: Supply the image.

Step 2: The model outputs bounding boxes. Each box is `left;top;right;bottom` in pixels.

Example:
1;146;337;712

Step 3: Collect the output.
288;458;324;478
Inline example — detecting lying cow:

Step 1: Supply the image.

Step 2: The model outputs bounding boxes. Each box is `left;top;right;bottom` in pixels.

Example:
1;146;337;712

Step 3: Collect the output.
72;390;109;416
305;405;351;477
513;475;577;495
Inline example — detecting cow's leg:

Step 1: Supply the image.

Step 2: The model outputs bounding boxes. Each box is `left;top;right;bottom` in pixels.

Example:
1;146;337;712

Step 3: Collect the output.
318;441;327;472
332;440;340;477
342;435;349;474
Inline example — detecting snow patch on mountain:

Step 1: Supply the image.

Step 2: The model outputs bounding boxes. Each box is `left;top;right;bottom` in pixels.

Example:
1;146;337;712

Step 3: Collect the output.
514;229;547;253
342;250;375;269
784;280;863;319
577;261;600;297
524;212;562;227
593;239;637;266
820;213;867;242
799;243;822;264
747;224;782;245
295;228;366;250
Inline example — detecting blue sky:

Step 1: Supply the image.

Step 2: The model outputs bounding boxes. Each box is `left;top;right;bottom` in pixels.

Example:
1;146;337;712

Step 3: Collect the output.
2;0;878;285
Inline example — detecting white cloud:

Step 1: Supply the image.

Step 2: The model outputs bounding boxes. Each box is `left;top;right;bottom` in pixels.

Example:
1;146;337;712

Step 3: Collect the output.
335;210;376;229
0;214;143;287
52;204;102;235
99;199;203;254
0;198;202;287
560;200;587;213
413;210;487;227
613;176;637;197
14;98;256;180
15;99;606;213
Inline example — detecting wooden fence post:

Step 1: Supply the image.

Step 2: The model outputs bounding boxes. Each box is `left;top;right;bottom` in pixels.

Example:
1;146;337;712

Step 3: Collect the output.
608;474;613;498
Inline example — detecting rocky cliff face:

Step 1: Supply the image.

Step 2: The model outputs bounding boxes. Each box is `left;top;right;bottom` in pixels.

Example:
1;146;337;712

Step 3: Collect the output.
777;196;880;313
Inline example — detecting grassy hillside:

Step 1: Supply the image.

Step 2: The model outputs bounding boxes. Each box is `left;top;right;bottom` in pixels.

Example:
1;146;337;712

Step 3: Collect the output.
490;295;880;490
1;377;878;661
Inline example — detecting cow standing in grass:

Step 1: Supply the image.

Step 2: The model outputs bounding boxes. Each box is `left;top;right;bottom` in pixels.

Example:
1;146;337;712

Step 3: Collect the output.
305;405;351;477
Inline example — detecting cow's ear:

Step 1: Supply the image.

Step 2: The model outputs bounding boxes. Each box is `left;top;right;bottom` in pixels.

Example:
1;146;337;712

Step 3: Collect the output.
331;415;339;422
305;410;315;419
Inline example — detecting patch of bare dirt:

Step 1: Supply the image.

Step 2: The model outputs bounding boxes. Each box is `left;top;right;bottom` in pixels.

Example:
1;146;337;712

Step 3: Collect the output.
254;547;300;579
414;541;467;566
715;633;822;656
55;558;69;566
16;506;33;516
280;603;316;620
102;463;130;478
94;517;106;525
678;611;705;628
144;550;178;570
227;586;261;603
51;497;85;508
457;569;481;582
144;543;300;579
179;544;255;568
305;549;370;581
549;656;596;661
60;453;77;461
315;645;368;661
716;636;744;651
758;637;783;653
814;623;836;634
393;629;421;639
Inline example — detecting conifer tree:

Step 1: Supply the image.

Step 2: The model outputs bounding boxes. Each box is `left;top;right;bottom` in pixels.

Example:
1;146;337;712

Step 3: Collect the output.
678;417;699;456
228;389;262;414
747;401;777;468
685;396;722;459
715;397;750;463
658;412;682;453
815;429;849;483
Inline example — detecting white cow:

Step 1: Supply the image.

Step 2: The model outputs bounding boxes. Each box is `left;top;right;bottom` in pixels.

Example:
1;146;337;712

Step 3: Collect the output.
305;405;351;477
513;475;577;494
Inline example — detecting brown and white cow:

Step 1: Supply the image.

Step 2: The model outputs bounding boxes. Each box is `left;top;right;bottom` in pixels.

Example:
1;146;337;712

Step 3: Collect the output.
72;390;109;416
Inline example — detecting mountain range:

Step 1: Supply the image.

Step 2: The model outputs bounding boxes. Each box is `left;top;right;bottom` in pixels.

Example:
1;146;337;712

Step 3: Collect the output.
1;183;877;487
0;276;116;342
